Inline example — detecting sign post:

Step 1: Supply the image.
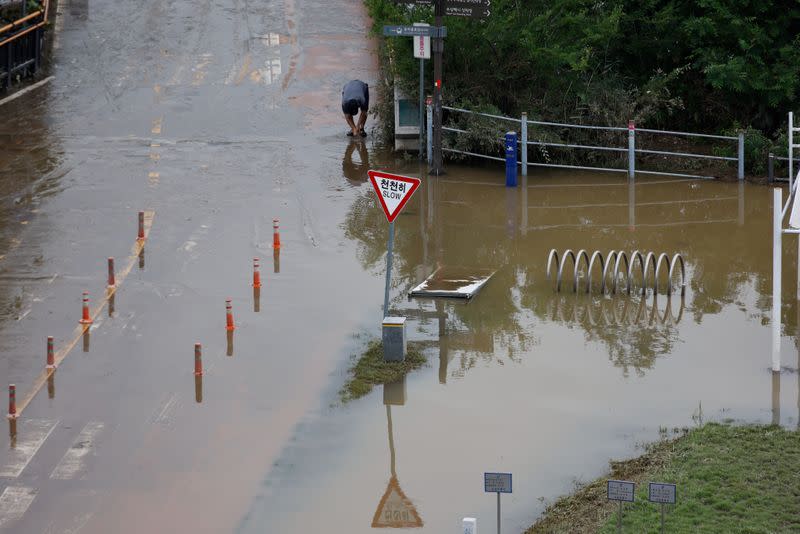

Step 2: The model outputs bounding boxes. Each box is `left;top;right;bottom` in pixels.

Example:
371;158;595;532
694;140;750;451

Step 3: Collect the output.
648;482;676;534
413;23;430;160
368;170;422;317
483;472;512;534
607;480;635;533
391;0;491;174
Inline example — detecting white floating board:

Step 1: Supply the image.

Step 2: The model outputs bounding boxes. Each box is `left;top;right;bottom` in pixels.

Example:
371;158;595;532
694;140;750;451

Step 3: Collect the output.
409;267;496;299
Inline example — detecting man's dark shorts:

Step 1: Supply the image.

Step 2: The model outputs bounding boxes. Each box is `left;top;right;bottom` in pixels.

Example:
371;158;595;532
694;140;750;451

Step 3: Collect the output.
342;80;369;115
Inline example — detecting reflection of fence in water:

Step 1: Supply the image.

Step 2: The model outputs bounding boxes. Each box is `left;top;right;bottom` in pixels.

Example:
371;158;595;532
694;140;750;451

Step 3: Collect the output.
547;293;685;327
546;249;686;296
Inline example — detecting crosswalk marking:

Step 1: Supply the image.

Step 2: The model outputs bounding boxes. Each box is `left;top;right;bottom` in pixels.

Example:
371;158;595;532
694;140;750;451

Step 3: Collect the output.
0;419;58;478
50;422;105;480
0;486;36;528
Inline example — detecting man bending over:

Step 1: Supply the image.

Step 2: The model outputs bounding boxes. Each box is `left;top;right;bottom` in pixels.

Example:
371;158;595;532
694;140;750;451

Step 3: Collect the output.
342;80;369;137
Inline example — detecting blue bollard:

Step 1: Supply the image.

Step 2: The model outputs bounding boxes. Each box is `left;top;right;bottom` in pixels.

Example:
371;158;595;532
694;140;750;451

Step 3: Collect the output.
505;132;518;187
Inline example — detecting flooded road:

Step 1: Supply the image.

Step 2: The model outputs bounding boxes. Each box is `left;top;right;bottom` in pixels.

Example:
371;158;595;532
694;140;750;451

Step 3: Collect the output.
240;170;800;533
0;0;798;533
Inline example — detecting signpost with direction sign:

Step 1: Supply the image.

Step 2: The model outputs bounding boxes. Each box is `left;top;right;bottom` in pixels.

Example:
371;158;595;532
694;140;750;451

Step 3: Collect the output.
484;473;511;534
391;0;492;174
368;170;421;318
607;480;635;533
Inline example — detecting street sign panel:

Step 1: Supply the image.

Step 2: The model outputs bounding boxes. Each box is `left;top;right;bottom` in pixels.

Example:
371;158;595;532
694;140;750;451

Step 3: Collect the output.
445;4;491;18
648;483;677;504
484;472;512;493
383;25;447;37
413;23;431;59
607;480;635;502
368;170;422;223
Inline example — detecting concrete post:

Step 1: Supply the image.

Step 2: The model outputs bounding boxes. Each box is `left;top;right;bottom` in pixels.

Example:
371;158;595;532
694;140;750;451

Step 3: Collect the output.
520;113;528;176
738;131;745;180
628;121;636;179
768;153;774;183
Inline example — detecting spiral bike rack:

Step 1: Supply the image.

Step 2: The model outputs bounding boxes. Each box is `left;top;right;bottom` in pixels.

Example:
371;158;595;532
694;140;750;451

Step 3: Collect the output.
546;292;685;327
546;249;686;296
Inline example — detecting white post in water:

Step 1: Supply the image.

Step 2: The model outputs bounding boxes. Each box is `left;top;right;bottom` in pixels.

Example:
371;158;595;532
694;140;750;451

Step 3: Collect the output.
773;188;782;372
462;517;477;534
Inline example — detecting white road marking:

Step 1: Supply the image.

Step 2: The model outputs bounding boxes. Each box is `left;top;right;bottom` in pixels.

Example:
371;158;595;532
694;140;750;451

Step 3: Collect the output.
50;422;104;480
152;393;181;426
0;76;55;108
0;419;59;478
0;486;36;528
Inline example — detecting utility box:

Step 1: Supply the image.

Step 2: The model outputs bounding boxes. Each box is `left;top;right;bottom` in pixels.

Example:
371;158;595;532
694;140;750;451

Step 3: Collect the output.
382;316;407;362
394;86;420;152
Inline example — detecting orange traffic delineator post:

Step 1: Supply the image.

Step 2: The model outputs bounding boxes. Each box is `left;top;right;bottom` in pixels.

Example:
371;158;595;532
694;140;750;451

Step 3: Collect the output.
107;257;116;288
253;258;262;288
138;211;145;240
225;299;236;331
194;343;203;376
273;218;281;249
7;384;16;420
79;292;93;325
46;335;55;369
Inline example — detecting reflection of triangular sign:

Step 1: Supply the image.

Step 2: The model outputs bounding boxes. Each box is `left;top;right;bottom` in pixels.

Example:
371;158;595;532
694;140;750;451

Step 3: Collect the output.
371;476;423;528
368;170;421;223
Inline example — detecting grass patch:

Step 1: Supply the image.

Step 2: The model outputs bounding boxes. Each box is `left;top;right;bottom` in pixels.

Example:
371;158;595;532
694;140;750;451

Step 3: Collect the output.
527;423;800;533
339;339;426;403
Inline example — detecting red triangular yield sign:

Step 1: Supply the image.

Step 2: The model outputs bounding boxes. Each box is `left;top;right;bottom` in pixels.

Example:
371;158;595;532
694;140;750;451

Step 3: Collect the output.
368;170;422;223
371;476;424;528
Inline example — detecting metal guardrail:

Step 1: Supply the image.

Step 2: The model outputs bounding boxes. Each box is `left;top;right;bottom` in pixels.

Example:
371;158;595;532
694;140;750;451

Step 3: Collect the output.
545;249;686;297
0;1;48;90
434;105;745;181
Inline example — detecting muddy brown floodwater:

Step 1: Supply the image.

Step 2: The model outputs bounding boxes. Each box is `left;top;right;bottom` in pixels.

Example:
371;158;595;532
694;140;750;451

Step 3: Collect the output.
239;164;800;533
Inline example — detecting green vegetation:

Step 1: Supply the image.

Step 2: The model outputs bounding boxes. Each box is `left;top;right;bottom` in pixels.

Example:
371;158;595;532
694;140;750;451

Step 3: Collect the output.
527;423;800;533
339;339;427;402
366;0;800;174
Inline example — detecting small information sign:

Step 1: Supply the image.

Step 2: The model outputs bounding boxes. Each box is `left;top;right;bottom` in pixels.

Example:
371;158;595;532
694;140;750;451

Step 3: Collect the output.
607;480;635;503
484;472;512;494
648;482;677;504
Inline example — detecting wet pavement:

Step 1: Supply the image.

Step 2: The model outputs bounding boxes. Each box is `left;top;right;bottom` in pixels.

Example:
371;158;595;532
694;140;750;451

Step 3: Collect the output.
1;0;799;533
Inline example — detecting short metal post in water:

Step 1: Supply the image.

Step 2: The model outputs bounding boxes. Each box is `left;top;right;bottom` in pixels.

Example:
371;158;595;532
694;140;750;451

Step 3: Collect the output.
383;222;395;317
738;131;745;180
